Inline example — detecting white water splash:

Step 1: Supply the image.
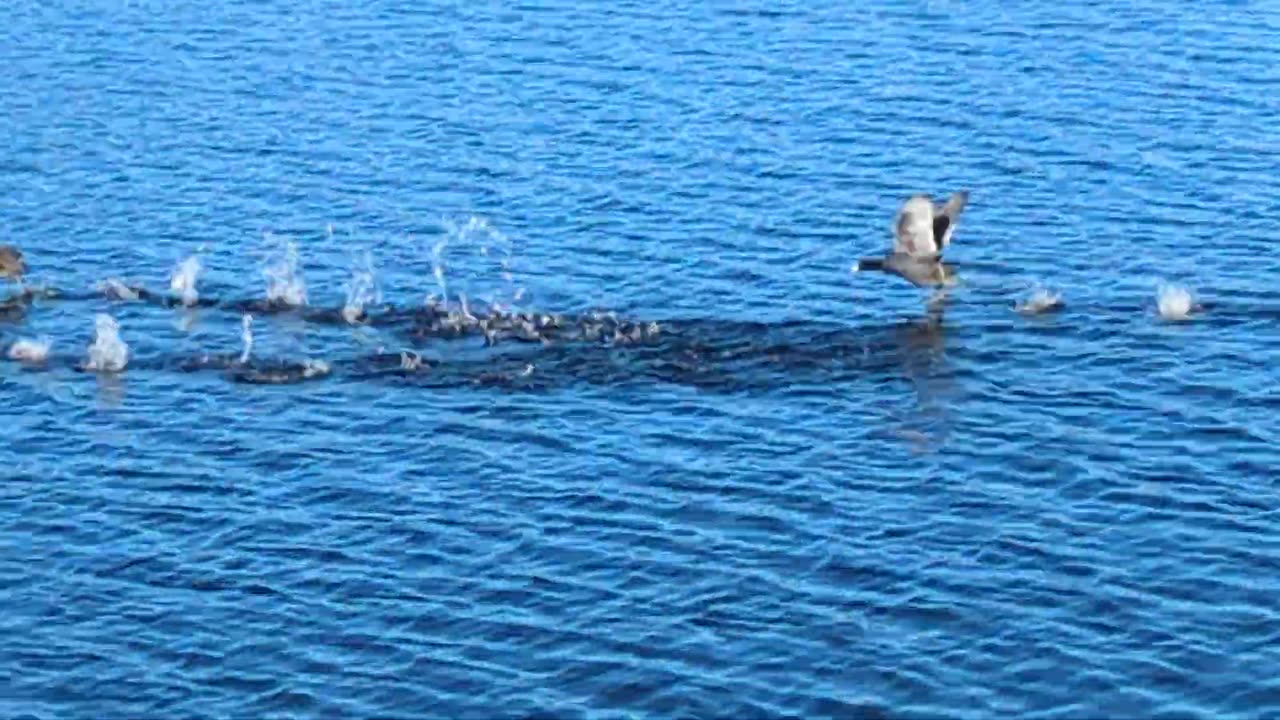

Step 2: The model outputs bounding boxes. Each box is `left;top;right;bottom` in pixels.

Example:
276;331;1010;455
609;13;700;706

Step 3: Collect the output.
98;278;140;301
301;359;330;378
342;249;382;324
239;314;254;365
431;236;449;303
8;337;50;363
1015;285;1064;315
1157;282;1195;321
262;234;308;307
430;215;523;312
84;313;129;373
170;255;202;307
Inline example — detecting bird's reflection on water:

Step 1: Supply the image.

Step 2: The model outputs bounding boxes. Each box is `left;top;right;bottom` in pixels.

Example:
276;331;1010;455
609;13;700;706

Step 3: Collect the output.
866;301;960;455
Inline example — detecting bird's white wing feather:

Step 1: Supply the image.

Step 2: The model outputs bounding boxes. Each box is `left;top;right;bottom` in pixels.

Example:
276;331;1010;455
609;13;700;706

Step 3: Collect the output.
893;195;938;258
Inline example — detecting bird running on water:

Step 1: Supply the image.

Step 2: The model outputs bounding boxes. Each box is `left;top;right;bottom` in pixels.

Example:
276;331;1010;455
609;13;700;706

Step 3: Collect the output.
854;190;970;294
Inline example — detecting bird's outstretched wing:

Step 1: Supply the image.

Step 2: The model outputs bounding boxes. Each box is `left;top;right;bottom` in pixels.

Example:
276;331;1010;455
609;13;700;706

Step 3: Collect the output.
893;194;939;258
931;190;969;252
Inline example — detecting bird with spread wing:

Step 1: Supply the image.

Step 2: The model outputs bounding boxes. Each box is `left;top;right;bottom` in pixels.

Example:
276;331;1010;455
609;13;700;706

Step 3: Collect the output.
854;190;970;291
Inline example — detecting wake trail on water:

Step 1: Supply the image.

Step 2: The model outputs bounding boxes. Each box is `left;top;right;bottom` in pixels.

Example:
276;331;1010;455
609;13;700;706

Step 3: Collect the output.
0;222;1243;391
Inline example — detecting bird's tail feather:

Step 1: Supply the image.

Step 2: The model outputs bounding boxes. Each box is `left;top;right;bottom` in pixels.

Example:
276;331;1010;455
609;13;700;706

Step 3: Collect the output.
854;258;885;271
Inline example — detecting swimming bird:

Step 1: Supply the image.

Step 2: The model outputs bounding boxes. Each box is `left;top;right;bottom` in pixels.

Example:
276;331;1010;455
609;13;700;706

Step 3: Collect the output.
854;190;970;289
0;245;27;281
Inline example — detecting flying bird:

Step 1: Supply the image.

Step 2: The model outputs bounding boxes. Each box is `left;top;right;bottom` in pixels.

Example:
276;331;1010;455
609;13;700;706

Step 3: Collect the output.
854;190;970;288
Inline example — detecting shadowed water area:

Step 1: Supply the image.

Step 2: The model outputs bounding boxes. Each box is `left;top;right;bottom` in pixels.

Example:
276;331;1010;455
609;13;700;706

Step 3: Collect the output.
3;1;1280;718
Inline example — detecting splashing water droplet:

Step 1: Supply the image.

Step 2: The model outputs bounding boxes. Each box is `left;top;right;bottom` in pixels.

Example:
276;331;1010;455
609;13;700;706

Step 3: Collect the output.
1015;285;1064;315
459;292;473;321
85;313;129;373
432;215;521;313
432;237;449;301
239;314;254;365
342;249;382;325
262;234;308;307
8;337;51;363
1156;282;1195;321
301;359;330;378
170;255;202;307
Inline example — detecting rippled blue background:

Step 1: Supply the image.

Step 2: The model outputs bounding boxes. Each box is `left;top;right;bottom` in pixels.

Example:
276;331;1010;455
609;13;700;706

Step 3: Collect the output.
3;1;1280;717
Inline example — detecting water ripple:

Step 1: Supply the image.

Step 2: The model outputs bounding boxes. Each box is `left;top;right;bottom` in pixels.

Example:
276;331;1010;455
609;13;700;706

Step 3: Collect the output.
3;0;1280;718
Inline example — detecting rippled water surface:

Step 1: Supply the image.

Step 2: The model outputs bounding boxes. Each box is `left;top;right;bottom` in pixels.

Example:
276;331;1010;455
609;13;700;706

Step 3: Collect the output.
3;1;1280;717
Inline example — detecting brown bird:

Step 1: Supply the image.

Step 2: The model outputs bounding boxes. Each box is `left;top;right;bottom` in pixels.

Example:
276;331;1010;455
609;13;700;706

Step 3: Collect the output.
0;245;27;281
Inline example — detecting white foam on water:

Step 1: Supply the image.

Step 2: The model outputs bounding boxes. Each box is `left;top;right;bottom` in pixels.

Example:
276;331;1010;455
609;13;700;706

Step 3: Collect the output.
170;254;202;307
262;233;308;307
84;313;129;373
1156;282;1195;321
8;337;51;363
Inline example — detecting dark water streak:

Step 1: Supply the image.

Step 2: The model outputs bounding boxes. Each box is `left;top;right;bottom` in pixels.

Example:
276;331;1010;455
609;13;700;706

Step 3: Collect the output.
0;283;1259;394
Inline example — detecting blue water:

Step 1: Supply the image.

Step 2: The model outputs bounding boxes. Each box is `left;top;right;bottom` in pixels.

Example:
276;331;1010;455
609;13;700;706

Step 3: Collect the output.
3;1;1280;717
